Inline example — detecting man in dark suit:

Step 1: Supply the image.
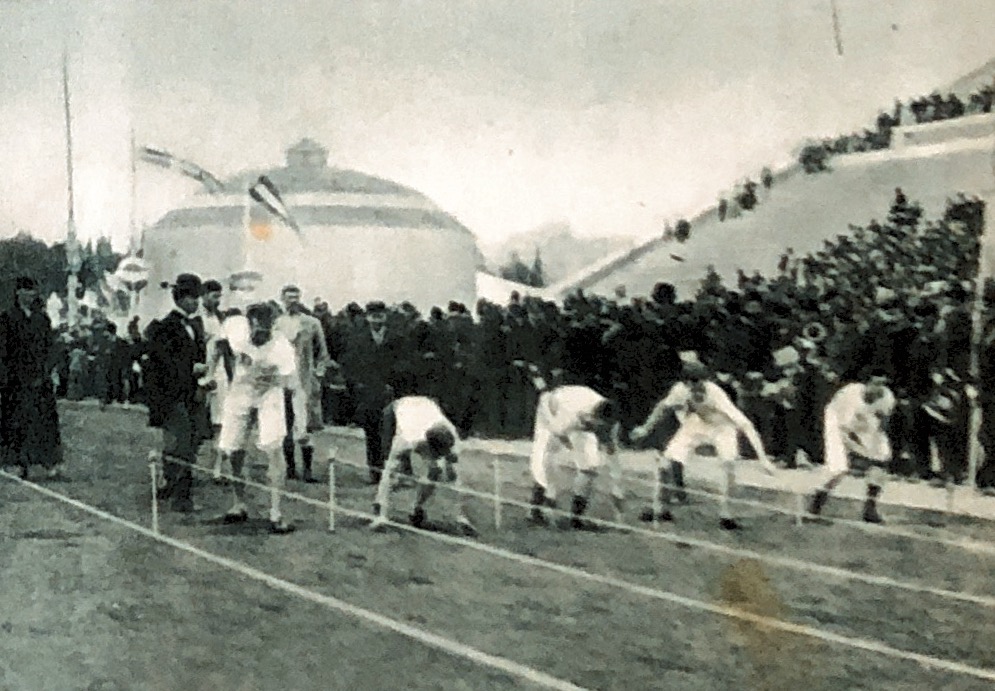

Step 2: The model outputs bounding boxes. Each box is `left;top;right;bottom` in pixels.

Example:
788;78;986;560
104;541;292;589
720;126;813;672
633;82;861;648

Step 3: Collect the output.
340;301;397;484
0;276;65;480
144;274;209;512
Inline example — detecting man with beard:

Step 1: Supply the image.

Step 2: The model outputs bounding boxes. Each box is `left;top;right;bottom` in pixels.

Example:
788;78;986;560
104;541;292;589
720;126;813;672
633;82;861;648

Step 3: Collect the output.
0;277;66;480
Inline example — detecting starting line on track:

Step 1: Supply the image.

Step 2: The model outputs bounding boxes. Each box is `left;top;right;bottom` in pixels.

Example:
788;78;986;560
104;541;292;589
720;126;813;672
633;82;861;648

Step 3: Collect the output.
6;469;995;685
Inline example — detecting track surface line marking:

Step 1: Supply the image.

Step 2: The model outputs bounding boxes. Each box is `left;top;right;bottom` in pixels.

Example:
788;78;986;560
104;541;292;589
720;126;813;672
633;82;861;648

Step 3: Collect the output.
0;472;586;691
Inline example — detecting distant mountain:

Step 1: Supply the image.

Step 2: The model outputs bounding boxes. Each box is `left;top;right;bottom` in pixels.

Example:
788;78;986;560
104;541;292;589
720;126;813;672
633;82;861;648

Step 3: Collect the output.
483;222;637;285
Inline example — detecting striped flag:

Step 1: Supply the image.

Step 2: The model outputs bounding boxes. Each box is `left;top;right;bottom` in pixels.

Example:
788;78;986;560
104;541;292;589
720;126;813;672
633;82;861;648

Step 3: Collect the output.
248;175;302;237
138;146;225;194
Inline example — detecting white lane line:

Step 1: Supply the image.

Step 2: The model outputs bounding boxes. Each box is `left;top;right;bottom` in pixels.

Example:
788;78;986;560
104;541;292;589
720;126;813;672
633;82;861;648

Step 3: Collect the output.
174;462;995;684
0;472;586;691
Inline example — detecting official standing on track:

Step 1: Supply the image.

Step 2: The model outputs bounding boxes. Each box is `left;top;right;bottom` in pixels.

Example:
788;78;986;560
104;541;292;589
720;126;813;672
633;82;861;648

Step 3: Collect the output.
144;274;209;513
808;375;896;523
370;395;476;536
198;279;231;482
631;352;776;530
276;285;330;483
340;301;397;485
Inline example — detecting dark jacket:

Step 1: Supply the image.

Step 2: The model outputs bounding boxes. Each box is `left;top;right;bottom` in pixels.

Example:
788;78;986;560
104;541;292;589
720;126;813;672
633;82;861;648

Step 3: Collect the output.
0;305;62;467
144;310;206;428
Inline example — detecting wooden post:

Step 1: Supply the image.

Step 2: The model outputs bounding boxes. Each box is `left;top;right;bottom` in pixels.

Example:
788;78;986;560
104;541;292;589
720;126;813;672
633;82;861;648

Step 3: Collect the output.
493;459;502;530
149;459;159;534
327;457;336;533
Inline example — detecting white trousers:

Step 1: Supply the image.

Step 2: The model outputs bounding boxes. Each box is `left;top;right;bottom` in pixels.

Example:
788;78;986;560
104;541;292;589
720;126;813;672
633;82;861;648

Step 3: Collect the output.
530;426;621;502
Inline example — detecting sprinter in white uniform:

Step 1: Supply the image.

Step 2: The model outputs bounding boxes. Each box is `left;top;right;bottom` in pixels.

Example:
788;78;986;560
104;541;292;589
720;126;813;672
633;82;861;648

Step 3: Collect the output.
631;353;776;530
216;303;297;534
528;383;623;529
808;376;896;523
370;396;476;536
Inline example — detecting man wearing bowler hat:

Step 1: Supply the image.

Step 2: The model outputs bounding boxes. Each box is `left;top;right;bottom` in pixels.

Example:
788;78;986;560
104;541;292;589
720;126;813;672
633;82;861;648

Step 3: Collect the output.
144;273;209;512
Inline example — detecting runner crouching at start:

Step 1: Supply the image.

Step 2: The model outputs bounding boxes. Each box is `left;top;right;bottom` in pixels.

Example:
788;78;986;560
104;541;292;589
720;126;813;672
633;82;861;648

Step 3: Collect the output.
631;352;776;530
370;395;477;536
527;373;624;530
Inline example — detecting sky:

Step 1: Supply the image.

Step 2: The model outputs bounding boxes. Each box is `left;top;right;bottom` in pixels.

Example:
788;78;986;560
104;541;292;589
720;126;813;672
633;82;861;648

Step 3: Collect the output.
1;0;994;252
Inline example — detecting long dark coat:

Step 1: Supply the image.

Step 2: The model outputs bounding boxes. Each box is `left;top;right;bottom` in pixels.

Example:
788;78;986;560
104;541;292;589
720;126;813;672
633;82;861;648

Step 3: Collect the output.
143;311;206;429
0;306;63;469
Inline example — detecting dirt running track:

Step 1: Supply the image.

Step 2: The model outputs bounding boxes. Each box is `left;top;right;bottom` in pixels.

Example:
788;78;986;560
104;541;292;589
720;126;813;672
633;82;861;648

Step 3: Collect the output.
2;404;995;690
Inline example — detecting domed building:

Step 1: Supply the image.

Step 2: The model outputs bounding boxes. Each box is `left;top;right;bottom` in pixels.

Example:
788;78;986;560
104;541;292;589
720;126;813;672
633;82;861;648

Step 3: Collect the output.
139;139;483;320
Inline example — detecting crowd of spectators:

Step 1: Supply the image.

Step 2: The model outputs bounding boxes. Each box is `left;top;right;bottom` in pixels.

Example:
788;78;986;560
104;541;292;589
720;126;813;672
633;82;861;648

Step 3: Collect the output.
799;83;995;173
663;166;776;247
50;316;144;407
47;191;995;486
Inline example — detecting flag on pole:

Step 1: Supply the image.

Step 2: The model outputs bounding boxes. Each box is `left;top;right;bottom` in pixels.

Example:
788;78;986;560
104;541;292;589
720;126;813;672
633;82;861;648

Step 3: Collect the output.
138;146;225;194
248;175;303;238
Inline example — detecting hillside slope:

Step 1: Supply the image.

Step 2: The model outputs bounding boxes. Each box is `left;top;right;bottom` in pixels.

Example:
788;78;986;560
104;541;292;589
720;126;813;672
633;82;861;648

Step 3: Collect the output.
553;134;995;300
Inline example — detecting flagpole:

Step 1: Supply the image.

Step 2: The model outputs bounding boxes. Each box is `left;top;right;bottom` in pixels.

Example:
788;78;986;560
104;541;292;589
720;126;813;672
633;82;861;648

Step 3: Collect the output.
62;48;81;326
966;79;995;490
242;190;252;272
830;0;844;57
967;259;986;491
129;128;137;254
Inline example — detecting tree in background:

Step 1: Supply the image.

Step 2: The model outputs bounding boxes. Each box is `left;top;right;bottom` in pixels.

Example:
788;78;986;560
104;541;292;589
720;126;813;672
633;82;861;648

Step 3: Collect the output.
499;249;547;288
0;234;68;311
0;234;122;312
529;249;546;288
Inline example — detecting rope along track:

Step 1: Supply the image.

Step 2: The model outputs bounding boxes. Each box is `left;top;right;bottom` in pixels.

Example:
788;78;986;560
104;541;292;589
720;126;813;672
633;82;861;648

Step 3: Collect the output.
112;460;995;682
0;471;586;691
318;425;995;554
315;423;995;521
202;453;995;609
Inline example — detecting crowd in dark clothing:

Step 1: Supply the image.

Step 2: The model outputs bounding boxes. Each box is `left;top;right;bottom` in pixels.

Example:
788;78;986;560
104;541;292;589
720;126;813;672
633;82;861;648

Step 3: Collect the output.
799;84;995;173
316;191;995;487
27;191;995;487
50;316;145;406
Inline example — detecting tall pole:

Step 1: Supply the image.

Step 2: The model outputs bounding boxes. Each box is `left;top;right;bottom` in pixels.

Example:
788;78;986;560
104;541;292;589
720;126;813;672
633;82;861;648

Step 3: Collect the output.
965;77;995;490
967;253;986;491
129;128;137;254
830;0;844;57
62;49;81;325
